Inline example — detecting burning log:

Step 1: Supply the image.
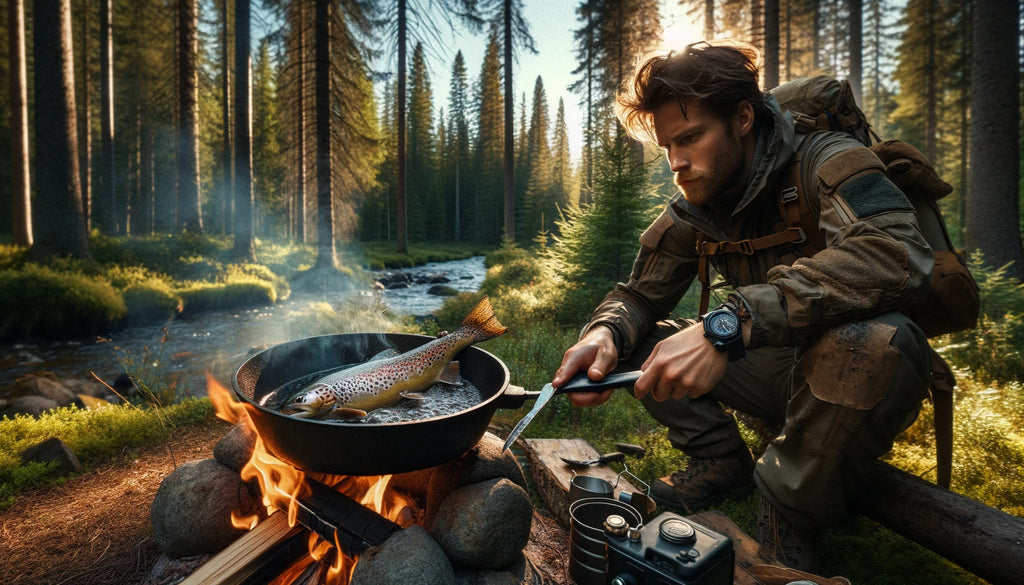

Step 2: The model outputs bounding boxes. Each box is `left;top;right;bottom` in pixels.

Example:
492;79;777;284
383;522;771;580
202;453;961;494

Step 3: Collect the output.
295;476;402;558
179;512;306;585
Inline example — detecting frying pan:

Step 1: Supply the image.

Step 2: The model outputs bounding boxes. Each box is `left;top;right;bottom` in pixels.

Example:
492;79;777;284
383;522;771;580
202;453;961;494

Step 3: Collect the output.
233;332;638;476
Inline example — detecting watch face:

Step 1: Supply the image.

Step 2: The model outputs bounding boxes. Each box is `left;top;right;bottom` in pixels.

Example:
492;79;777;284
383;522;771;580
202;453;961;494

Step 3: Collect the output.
707;311;739;337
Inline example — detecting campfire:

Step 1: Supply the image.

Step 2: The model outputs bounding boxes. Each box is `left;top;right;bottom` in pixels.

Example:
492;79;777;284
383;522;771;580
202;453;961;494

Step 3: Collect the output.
207;374;424;584
145;372;538;585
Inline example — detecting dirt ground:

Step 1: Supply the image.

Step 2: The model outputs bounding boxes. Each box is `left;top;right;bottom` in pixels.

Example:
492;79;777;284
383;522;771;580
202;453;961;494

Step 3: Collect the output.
0;419;571;585
0;419;231;585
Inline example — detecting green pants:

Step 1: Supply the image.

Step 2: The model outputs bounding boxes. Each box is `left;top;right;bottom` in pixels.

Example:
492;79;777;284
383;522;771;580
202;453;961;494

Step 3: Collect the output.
623;311;931;529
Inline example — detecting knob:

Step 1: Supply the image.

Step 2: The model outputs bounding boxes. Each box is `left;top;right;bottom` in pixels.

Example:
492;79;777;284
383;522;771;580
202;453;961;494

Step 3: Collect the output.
604;514;629;537
609;574;638;585
659;517;696;545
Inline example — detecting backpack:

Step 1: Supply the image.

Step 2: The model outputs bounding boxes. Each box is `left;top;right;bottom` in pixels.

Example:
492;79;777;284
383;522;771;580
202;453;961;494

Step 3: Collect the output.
696;75;980;339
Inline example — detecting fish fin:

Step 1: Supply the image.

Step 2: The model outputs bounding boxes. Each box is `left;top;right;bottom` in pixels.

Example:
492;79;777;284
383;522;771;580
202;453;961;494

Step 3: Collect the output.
367;348;402;362
325;407;368;420
458;296;508;341
437;361;463;386
400;391;426;401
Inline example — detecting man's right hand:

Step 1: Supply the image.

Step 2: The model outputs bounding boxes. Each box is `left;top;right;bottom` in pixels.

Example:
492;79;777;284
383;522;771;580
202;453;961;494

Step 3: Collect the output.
551;325;620;407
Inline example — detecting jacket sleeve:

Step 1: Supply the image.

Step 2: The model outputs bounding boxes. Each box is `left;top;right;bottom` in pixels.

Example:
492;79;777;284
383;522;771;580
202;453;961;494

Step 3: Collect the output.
581;207;700;359
737;144;935;349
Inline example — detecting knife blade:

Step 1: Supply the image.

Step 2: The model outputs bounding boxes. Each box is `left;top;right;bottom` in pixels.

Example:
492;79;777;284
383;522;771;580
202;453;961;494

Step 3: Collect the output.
501;370;641;451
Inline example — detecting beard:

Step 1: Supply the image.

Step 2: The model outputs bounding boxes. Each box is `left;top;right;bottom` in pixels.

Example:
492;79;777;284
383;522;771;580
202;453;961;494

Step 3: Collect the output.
676;132;748;208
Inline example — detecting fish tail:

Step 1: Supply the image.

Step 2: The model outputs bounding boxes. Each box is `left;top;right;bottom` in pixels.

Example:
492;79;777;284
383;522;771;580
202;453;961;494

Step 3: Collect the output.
460;296;508;341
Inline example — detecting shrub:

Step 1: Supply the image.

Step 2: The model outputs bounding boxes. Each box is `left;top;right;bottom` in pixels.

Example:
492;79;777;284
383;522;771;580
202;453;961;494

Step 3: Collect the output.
178;281;277;314
225;262;291;301
122;282;182;325
0;243;27;270
0;264;127;340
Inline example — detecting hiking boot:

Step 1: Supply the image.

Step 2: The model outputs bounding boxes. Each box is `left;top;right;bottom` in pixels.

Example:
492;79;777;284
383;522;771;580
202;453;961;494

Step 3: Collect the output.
754;495;819;572
650;446;755;511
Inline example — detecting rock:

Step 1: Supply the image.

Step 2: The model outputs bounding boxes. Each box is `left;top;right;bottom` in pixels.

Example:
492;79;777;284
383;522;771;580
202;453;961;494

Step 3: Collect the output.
60;377;110;398
7;395;59;417
351;524;456;585
427;285;459;296
22;376;78;406
455;432;528;490
20;437;82;477
431;478;533;570
214;422;257;473
150;458;260;558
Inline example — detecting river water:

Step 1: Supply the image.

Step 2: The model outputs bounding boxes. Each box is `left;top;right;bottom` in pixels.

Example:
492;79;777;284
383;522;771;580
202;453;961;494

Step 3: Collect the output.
0;256;488;400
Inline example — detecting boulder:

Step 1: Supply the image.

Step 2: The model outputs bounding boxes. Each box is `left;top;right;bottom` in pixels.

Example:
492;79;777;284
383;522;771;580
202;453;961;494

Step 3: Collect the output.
351;524;455;585
6;395;59;417
150;458;260;558
213;421;257;473
430;478;533;570
21;376;78;406
20;437;82;477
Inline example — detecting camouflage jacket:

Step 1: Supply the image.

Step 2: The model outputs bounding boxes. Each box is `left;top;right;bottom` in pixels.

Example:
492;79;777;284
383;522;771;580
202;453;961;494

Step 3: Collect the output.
584;95;935;358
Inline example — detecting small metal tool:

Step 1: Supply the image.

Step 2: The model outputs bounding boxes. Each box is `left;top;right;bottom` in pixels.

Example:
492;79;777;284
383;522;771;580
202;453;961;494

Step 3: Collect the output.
501;370;641;451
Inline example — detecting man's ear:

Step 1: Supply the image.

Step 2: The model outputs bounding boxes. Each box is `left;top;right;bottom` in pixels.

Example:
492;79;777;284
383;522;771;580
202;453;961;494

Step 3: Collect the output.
734;101;755;136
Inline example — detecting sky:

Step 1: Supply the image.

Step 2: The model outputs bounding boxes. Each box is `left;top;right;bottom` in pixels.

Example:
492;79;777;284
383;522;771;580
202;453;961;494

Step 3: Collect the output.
383;1;707;163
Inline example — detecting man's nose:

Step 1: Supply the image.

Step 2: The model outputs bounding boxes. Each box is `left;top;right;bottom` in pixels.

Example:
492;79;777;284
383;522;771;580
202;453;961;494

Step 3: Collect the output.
668;149;690;172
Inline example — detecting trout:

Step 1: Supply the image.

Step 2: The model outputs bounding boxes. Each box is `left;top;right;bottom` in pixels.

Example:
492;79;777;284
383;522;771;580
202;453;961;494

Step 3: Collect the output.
280;296;507;419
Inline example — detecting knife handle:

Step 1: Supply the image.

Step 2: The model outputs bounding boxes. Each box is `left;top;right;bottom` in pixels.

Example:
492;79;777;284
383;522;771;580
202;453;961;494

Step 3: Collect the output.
555;370;641;394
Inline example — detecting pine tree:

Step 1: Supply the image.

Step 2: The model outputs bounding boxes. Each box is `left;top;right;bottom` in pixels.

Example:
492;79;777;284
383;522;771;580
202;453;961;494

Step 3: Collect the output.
445;51;472;241
471;31;505;243
253;38;286;237
548;97;577;222
407;42;438;242
521;76;552;240
177;0;203;233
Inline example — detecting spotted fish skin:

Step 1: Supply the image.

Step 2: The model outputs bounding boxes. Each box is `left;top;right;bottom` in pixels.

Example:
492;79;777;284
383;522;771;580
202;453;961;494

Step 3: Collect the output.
281;296;507;418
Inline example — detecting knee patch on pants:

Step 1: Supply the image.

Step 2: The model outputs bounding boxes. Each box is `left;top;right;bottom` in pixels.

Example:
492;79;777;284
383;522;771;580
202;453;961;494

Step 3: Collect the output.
800;320;902;410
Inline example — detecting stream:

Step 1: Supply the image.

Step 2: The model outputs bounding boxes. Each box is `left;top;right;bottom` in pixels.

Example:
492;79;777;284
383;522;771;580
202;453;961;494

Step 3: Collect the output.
0;256;488;400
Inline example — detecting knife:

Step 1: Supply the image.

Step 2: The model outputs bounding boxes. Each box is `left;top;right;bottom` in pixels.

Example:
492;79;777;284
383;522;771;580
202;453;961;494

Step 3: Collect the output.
501;370;641;451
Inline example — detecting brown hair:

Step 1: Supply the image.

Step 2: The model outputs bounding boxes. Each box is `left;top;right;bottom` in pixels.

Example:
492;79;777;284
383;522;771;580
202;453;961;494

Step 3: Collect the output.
616;40;768;143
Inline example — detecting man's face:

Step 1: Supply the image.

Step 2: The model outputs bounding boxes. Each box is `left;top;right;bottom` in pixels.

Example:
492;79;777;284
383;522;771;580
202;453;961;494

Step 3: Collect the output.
652;100;753;207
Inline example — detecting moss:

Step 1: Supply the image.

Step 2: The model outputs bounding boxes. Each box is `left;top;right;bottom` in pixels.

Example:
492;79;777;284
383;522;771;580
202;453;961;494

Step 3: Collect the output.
0;264;127;340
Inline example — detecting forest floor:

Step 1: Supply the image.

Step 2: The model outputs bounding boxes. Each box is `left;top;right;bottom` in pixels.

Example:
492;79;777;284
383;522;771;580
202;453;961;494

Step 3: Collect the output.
0;419;230;585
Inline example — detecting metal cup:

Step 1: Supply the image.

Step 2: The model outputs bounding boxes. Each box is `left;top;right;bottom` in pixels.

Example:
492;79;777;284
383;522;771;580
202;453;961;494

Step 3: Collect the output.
568;474;614;505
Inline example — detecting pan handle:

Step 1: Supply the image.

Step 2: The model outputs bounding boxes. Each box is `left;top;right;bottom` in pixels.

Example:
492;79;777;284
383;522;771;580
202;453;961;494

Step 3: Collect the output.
496;371;641;410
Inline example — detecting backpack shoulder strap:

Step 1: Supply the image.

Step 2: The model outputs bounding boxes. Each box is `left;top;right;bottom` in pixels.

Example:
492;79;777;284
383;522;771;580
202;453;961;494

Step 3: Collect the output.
777;147;827;256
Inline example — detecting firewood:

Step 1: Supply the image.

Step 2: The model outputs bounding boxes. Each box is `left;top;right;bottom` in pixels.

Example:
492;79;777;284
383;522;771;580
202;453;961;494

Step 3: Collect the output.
179;512;306;585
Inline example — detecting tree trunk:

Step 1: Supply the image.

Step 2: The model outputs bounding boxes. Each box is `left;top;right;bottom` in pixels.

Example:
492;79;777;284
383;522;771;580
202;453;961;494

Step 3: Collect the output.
847;0;863;105
295;0;306;243
97;0;116;234
395;0;408;254
967;0;1024;277
9;0;32;246
503;0;515;242
177;0;203;233
703;0;714;40
78;0;91;231
31;0;91;260
763;0;779;88
221;0;233;236
233;0;257;262
313;0;336;268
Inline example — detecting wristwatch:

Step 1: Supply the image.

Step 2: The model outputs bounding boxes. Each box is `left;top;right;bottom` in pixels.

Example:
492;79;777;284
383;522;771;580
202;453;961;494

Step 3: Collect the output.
701;304;746;361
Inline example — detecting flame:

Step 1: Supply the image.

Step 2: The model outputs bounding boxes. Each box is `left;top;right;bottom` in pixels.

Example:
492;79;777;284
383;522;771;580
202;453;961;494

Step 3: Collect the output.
206;374;412;585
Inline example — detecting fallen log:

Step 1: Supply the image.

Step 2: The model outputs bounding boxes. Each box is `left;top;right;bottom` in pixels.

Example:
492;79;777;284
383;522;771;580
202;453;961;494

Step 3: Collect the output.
854;460;1024;585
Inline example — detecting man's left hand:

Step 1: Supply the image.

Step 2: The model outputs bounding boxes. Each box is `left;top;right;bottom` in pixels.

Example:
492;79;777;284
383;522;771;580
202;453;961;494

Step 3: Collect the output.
635;321;728;401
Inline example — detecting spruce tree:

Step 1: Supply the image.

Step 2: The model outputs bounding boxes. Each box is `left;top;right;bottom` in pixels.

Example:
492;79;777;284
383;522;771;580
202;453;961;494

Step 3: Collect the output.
522;76;552;240
407;42;437;242
472;32;505;243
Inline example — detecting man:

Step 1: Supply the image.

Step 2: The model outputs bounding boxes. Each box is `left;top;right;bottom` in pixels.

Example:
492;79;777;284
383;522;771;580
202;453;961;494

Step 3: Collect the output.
551;41;934;569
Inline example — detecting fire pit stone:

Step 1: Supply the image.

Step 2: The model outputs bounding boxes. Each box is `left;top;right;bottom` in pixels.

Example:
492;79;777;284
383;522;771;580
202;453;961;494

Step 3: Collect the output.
430;477;533;570
213;420;257;474
150;458;262;557
350;524;456;585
